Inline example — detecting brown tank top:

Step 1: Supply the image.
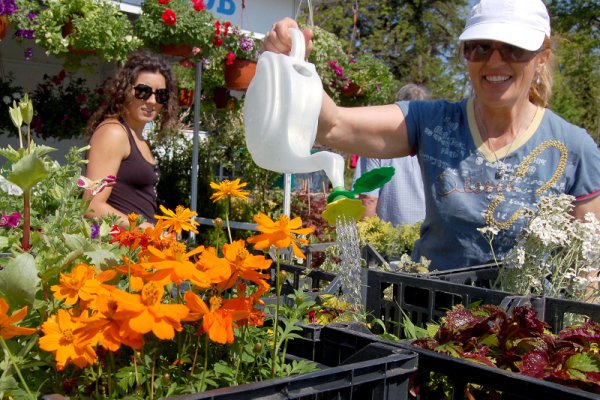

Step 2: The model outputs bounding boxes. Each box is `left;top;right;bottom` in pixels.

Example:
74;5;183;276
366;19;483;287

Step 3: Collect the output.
106;118;159;223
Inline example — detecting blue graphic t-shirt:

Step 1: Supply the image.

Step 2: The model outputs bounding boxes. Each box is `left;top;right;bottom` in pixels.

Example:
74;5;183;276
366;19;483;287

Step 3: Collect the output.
398;98;600;270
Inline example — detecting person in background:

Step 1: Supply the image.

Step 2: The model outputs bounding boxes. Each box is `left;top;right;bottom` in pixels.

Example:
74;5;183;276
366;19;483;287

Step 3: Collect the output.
84;50;178;228
262;0;600;270
352;83;431;226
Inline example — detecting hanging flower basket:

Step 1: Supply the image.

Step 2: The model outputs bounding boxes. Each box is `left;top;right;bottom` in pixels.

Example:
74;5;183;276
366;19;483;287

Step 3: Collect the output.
178;88;194;108
61;18;97;56
159;43;194;58
0;15;9;40
224;59;257;91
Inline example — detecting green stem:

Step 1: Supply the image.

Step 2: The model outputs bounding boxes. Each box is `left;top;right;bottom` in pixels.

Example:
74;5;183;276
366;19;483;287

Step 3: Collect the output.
225;207;233;244
234;324;247;384
271;249;281;378
22;190;31;251
0;337;35;400
200;334;209;391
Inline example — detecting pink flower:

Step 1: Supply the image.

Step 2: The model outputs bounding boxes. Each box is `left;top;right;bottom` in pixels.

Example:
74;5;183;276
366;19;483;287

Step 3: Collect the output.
161;9;176;26
77;175;117;196
0;212;21;228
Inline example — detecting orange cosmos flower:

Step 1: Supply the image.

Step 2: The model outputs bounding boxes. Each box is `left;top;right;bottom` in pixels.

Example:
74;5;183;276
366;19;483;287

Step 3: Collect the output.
183;291;236;344
209;178;249;202
0;298;36;339
195;246;237;286
140;243;224;288
84;292;144;352
219;240;271;291
38;309;97;370
111;282;189;340
247;213;314;259
154;205;199;234
51;264;116;308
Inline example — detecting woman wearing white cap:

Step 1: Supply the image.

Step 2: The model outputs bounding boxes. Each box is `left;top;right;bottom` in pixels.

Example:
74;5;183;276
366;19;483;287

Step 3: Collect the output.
261;0;600;270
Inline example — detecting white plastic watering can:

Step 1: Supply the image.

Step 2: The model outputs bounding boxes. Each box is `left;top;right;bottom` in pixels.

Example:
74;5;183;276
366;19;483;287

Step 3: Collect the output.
243;28;345;189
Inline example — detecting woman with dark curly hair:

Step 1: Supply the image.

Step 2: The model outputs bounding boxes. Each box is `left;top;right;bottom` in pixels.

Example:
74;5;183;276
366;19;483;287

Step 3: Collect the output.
84;50;178;228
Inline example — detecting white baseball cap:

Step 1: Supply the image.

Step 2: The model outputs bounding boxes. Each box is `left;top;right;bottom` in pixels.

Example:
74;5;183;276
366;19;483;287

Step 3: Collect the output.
459;0;551;51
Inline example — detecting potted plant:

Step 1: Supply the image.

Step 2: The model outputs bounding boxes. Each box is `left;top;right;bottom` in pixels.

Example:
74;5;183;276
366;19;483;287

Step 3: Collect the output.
2;0;40;59
344;53;400;106
34;0;142;70
135;0;216;58
172;62;197;107
217;22;260;91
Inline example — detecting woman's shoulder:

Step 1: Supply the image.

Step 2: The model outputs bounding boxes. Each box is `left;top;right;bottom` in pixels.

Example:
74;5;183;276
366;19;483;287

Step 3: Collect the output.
90;118;130;143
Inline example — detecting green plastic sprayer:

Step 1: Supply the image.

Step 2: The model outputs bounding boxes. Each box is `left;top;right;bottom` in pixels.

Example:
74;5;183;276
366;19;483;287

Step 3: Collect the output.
243;28;394;225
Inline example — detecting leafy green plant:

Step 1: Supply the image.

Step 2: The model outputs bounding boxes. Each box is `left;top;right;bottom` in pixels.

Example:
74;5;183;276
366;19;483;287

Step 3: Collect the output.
35;0;142;70
356;215;422;261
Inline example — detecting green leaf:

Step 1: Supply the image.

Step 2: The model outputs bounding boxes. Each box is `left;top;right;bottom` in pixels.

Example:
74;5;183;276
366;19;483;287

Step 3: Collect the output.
63;233;88;251
0;237;9;251
353;166;395;194
8;153;48;192
566;352;600;373
0;253;39;308
84;249;119;267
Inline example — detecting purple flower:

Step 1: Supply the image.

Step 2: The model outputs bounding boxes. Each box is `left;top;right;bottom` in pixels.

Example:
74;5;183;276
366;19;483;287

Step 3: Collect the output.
238;36;254;53
91;223;100;239
0;212;21;228
24;47;32;60
16;28;35;40
0;0;18;16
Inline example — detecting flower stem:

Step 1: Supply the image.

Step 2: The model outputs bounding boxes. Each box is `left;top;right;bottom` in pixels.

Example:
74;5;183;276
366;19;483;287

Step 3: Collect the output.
0;337;35;400
200;334;209;390
22;190;30;251
271;249;281;378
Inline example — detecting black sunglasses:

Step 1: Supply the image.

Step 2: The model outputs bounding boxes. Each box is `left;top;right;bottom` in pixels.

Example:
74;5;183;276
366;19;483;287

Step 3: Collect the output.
133;83;170;105
463;40;541;63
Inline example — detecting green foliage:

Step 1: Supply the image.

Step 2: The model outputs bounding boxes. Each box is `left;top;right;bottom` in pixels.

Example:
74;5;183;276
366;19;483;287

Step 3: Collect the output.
546;0;600;143
35;0;142;70
301;0;470;100
356;215;421;260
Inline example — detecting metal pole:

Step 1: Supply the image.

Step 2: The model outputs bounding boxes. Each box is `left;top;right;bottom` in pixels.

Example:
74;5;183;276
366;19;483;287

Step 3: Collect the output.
283;173;292;217
189;59;203;242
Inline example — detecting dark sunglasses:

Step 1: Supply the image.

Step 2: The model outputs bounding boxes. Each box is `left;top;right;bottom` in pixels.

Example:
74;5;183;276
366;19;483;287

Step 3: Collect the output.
463;40;541;63
133;83;170;105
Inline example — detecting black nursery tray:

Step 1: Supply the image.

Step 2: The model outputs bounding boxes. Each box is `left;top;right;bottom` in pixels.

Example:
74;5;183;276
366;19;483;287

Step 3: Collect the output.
167;323;418;400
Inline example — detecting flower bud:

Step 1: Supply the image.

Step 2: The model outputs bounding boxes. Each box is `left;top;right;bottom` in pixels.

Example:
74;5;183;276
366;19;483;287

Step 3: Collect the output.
19;94;33;125
8;100;22;129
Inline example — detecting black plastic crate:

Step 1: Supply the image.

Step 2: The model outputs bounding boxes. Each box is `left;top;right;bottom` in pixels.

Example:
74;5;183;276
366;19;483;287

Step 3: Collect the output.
396;342;599;400
167;324;418;400
427;262;500;287
363;269;600;337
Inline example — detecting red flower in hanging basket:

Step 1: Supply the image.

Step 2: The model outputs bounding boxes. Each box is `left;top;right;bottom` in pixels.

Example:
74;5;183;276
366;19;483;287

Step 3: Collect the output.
158;0;170;4
192;0;206;11
161;9;176;25
225;51;236;66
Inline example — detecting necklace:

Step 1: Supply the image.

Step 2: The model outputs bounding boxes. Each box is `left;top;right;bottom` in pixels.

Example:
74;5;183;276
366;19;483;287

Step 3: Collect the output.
476;111;521;180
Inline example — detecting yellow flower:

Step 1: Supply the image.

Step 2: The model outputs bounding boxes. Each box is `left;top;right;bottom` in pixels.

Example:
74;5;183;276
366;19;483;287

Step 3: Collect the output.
154;205;199;234
247;213;314;259
210;179;249;202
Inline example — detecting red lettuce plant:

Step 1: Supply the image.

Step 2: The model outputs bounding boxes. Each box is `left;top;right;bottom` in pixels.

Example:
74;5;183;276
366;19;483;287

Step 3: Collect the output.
413;304;600;394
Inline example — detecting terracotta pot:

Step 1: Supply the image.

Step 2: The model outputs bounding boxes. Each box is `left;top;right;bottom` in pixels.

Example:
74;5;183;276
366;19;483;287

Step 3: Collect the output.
224;59;257;91
0;15;9;40
178;88;194;108
341;81;364;97
61;18;96;56
160;43;193;58
213;87;228;109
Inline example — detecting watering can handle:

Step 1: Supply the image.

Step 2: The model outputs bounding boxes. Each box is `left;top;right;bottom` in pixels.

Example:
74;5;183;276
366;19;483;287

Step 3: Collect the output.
289;28;306;61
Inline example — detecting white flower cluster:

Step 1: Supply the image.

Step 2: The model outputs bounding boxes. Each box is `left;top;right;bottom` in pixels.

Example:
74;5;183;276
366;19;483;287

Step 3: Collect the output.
492;194;600;303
